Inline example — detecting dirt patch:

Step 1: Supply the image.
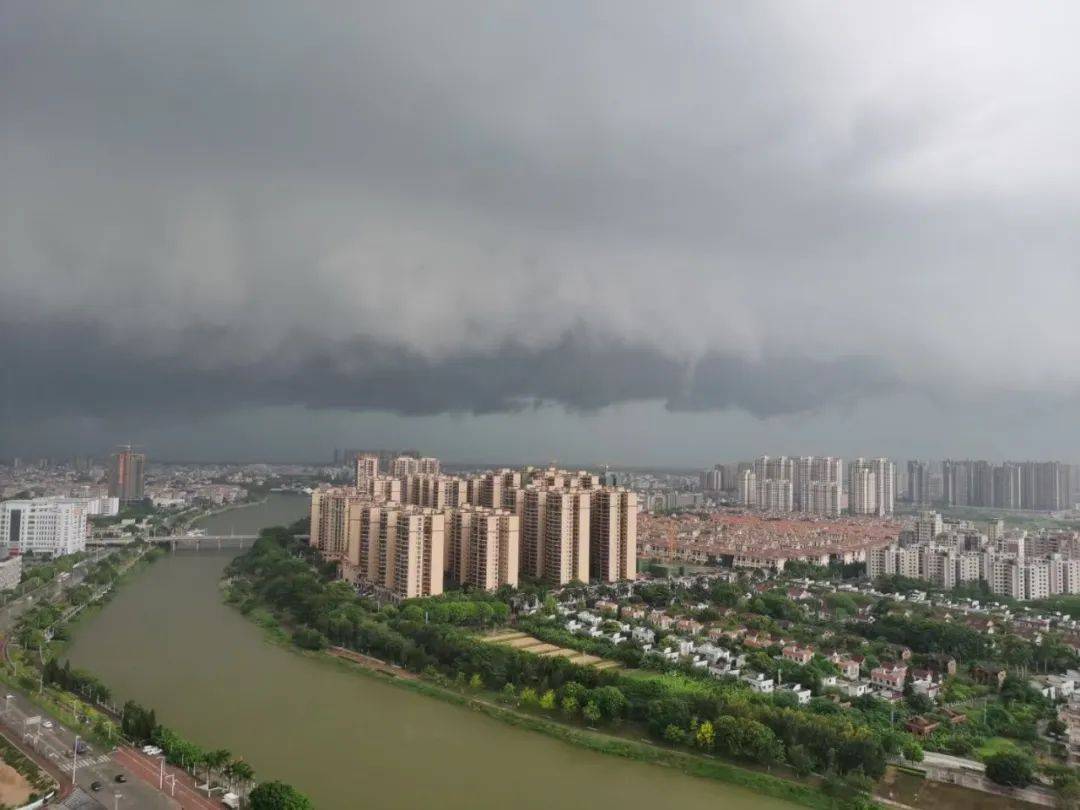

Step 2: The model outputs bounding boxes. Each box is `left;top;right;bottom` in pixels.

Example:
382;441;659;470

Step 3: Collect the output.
0;760;34;807
486;634;621;670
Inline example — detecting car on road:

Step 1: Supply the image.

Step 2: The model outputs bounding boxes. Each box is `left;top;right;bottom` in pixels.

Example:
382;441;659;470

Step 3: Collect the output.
42;720;53;729
114;774;127;783
90;781;102;792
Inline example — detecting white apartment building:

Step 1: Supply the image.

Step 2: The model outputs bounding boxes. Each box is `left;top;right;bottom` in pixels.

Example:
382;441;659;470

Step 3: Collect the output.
914;511;943;543
1025;560;1051;601
0;498;88;557
807;481;842;517
757;479;793;512
738;471;757;507
849;463;878;516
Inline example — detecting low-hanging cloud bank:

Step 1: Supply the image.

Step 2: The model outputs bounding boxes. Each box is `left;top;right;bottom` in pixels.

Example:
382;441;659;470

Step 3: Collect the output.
4;2;1080;456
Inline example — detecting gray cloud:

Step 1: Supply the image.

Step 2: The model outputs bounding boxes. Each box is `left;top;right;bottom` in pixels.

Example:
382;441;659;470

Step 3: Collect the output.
0;317;894;427
3;1;1080;460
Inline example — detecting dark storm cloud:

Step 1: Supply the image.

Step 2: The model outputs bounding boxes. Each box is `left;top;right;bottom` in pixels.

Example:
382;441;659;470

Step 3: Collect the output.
3;1;1080;457
0;316;894;427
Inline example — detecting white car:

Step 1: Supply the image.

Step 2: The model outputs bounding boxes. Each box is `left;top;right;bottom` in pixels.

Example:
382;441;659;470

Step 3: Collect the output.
42;720;53;729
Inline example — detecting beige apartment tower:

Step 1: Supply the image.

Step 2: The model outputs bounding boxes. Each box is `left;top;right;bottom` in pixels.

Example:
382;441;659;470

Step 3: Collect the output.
541;489;590;586
355;454;380;482
310;487;366;560
589;489;637;581
391;509;445;599
462;509;519;590
343;504;444;599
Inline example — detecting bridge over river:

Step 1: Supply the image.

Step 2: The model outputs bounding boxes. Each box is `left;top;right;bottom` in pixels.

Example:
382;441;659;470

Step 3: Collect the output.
152;533;309;551
154;534;258;551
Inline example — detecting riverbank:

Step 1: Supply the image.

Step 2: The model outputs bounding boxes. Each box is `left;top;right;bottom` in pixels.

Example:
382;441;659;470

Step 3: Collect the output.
186;495;270;530
226;590;837;810
319;645;837;809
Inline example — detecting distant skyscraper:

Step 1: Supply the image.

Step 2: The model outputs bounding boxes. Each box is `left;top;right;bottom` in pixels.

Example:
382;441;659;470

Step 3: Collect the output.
994;462;1022;509
849;460;877;516
942;459;972;507
849;458;893;516
700;466;723;492
907;461;931;505
108;445;145;503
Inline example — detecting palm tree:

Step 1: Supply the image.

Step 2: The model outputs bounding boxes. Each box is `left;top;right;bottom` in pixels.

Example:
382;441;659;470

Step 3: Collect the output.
205;749;231;789
230;760;255;804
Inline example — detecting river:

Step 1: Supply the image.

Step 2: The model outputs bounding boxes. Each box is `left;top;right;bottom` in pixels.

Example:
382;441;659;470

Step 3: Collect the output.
67;494;796;810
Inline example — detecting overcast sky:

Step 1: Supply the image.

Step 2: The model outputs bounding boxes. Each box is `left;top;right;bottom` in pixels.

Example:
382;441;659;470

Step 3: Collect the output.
4;2;1080;465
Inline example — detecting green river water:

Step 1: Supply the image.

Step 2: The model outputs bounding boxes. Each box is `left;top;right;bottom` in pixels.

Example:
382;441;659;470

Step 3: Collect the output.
67;494;797;809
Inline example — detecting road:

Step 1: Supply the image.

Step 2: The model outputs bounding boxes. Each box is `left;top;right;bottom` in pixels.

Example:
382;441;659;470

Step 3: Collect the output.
0;550;226;809
0;687;177;808
0;548;115;636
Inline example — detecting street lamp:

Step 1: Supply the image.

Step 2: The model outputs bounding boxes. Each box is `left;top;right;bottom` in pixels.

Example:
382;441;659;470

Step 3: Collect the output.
72;735;79;783
113;793;122;810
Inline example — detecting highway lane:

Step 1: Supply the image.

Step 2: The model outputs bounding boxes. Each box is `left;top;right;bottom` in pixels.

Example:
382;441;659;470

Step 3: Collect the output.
0;686;176;809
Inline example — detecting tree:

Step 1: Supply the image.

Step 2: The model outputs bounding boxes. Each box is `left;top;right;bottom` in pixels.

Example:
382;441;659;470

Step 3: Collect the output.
985;751;1036;787
249;780;313;810
787;744;814;777
902;741;924;763
469;673;483;690
539;690;556;711
561;695;579;718
588;686;627;722
583;701;602;725
519;687;539;708
663;724;687;745
695;720;715;750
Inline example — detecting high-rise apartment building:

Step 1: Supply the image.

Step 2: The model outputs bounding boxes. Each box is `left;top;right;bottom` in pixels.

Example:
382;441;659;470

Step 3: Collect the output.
515;485;593;586
358;475;403;504
392;509;445;600
737;470;757;507
108;445;145;503
391;456;421;478
756;479;794;512
589;489;637;582
806;481;842;517
338;503;445;599
541;489;591;586
418;457;441;476
700;466;724;493
355;454;380;482
873;458;895;516
994;462;1022;509
457;508;519;591
907;461;931;505
849;458;893;516
849;460;877;516
310;487;367;560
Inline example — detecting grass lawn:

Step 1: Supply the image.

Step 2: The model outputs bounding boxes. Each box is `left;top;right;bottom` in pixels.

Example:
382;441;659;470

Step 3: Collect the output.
976;736;1022;760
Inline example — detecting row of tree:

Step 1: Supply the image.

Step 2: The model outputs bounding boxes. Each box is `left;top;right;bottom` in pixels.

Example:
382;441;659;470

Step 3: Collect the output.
122;700;310;808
